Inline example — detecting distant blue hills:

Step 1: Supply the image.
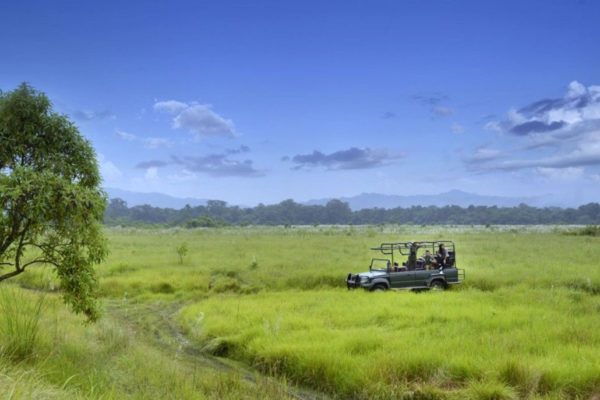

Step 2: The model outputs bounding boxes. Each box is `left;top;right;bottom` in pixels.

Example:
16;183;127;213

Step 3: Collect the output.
304;190;548;210
105;188;209;209
105;188;561;211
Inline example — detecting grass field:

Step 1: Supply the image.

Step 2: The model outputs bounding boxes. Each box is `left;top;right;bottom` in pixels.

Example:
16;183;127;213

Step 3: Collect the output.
2;225;599;399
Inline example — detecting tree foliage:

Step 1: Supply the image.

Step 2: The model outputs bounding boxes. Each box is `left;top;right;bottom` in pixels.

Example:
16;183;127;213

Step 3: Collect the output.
0;83;107;321
105;197;600;227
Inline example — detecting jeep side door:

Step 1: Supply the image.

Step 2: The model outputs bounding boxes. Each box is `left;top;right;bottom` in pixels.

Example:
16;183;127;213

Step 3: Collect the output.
413;269;433;288
388;270;415;288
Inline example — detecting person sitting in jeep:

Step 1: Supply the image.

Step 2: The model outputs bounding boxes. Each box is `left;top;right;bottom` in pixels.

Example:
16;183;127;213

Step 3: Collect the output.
422;250;435;269
436;243;448;268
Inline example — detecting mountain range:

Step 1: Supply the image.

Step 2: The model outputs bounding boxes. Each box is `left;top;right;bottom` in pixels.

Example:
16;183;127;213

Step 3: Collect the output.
304;190;548;210
106;188;209;209
105;188;560;210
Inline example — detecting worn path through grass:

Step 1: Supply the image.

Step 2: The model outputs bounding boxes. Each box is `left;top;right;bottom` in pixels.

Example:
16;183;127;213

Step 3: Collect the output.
105;299;327;400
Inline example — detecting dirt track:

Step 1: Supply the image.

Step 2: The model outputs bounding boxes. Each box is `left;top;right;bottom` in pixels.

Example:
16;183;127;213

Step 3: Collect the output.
107;300;327;400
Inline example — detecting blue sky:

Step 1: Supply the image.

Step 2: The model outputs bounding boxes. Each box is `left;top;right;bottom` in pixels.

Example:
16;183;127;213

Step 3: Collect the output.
2;0;600;206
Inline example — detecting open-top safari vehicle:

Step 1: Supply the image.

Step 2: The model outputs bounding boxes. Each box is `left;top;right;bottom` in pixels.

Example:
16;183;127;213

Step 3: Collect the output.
346;240;465;291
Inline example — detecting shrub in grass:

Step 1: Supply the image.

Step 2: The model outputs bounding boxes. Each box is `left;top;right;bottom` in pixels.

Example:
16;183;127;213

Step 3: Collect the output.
210;276;241;293
151;282;176;294
563;225;600;236
467;381;517;400
0;286;46;360
499;360;541;397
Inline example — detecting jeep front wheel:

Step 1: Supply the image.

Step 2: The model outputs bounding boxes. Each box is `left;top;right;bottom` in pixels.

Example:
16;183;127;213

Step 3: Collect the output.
371;284;387;292
430;280;447;290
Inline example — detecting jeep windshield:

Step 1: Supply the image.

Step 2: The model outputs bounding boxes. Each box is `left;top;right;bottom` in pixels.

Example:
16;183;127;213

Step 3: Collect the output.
369;258;390;271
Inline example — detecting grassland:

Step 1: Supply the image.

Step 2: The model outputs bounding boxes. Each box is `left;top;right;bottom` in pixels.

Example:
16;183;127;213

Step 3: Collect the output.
2;225;599;399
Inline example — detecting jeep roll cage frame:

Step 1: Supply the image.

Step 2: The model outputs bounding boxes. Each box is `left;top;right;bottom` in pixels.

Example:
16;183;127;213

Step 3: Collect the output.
369;240;456;271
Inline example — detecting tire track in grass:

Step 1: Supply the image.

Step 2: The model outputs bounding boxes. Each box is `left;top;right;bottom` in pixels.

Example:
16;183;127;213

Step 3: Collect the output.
106;300;327;400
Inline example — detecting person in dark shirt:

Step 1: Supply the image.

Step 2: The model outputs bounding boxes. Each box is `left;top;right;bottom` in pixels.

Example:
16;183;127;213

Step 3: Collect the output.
436;243;448;268
407;242;421;270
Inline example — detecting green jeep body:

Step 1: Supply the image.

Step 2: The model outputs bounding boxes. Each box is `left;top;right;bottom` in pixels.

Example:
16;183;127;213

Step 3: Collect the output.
346;240;465;291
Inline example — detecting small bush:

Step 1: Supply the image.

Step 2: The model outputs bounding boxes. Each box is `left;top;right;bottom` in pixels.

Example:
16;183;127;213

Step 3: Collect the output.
499;361;540;397
467;381;517;400
563;225;600;236
249;256;259;270
151;282;176;294
210;276;242;293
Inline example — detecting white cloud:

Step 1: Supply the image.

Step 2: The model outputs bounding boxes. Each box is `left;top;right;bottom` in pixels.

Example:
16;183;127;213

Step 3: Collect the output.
115;130;171;149
116;130;136;141
566;81;586;99
143;137;171;149
167;169;197;182
145;167;159;181
98;154;122;182
471;81;600;173
466;147;501;163
153;100;236;139
153;100;188;114
536;167;584;181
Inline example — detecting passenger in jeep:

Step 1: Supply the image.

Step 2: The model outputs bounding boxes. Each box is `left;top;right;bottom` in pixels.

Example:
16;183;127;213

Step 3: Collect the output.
436;243;448;268
422;250;434;269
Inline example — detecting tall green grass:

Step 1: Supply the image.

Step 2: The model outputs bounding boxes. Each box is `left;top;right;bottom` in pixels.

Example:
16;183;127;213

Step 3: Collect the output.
0;286;46;361
179;288;600;398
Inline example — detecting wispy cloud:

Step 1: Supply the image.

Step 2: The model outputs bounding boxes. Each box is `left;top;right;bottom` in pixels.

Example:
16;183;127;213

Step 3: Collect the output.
154;100;236;139
288;147;404;171
381;111;396;119
134;146;262;178
135;160;169;169
116;130;136;141
171;154;263;177
115;130;172;149
73;109;115;121
412;93;448;106
451;122;465;134
412;92;454;118
432;106;454;117
464;147;502;164
536;167;584;181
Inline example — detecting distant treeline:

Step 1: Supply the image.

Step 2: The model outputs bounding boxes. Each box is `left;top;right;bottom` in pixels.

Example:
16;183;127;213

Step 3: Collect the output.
104;198;600;226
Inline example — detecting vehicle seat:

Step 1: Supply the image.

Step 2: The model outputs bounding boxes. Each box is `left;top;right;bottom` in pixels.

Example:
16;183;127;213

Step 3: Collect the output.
446;251;455;268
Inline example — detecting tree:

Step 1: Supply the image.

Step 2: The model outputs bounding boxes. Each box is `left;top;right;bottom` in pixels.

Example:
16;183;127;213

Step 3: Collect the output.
0;83;107;321
175;243;188;264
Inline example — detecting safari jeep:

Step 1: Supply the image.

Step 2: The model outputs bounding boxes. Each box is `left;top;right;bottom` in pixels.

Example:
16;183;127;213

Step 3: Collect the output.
346;241;464;291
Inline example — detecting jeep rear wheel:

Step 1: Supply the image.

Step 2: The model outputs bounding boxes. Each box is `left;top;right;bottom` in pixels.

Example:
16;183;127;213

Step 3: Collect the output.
371;284;387;292
430;280;447;290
